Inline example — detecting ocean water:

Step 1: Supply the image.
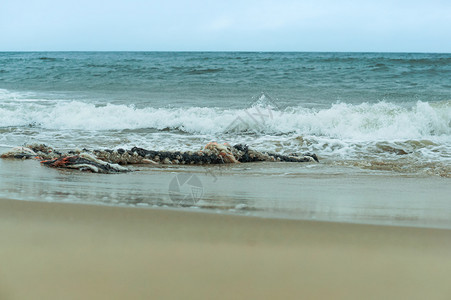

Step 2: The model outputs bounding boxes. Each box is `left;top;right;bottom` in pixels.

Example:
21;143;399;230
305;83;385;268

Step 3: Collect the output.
1;52;450;177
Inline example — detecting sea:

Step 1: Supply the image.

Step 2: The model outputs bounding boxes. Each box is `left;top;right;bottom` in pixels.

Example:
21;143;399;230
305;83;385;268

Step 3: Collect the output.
0;52;450;227
1;52;450;175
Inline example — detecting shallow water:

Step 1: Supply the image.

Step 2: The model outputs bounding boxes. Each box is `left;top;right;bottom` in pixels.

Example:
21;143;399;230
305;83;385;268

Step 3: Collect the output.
1;153;450;229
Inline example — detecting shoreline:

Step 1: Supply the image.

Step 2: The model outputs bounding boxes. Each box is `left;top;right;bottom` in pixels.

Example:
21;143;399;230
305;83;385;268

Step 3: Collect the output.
3;196;451;231
1;198;451;299
2;156;450;230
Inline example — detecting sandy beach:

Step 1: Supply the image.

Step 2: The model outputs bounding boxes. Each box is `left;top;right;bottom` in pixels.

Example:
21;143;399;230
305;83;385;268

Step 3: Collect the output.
1;198;450;300
1;9;451;300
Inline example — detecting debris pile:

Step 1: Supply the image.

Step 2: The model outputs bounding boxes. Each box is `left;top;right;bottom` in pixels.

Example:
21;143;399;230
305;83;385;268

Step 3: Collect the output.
1;143;319;173
40;153;128;173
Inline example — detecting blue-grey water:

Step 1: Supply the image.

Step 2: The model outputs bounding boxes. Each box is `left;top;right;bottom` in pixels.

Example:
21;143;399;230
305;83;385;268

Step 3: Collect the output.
1;52;450;228
1;52;450;176
1;52;450;107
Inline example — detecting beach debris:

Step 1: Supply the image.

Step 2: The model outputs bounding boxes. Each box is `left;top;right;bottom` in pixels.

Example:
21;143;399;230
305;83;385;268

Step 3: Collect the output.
97;143;319;165
0;144;61;160
204;142;240;163
0;146;40;159
40;153;128;173
231;143;319;163
1;143;318;173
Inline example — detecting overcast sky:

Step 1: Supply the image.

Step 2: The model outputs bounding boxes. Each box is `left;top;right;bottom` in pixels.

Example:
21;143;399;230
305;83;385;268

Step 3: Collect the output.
1;0;450;52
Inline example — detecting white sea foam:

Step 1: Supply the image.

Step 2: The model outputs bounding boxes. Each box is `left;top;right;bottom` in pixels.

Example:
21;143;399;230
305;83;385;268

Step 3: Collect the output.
1;89;450;175
1;97;449;141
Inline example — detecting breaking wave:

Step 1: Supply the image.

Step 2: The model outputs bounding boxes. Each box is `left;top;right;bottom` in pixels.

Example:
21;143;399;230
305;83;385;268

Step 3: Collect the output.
1;96;450;142
1;89;450;177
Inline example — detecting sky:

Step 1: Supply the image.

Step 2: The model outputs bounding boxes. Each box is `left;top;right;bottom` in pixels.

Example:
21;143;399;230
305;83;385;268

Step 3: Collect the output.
1;0;450;52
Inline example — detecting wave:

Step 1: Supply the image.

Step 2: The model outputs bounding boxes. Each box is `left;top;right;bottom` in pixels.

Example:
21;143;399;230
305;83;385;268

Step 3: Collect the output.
186;68;224;75
1;90;449;176
1;98;450;141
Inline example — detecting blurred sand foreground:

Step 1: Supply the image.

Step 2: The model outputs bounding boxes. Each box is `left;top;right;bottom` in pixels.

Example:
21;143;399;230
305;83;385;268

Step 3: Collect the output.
0;198;450;300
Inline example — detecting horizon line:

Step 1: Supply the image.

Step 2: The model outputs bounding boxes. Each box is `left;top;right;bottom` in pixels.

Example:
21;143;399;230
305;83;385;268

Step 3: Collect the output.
0;50;450;54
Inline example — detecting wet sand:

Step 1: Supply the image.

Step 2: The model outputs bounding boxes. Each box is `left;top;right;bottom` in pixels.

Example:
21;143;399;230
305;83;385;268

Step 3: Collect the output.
1;156;451;229
1;198;451;300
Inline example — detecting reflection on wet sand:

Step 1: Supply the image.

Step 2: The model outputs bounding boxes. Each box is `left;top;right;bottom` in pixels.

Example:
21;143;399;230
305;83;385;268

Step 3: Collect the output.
1;156;450;229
